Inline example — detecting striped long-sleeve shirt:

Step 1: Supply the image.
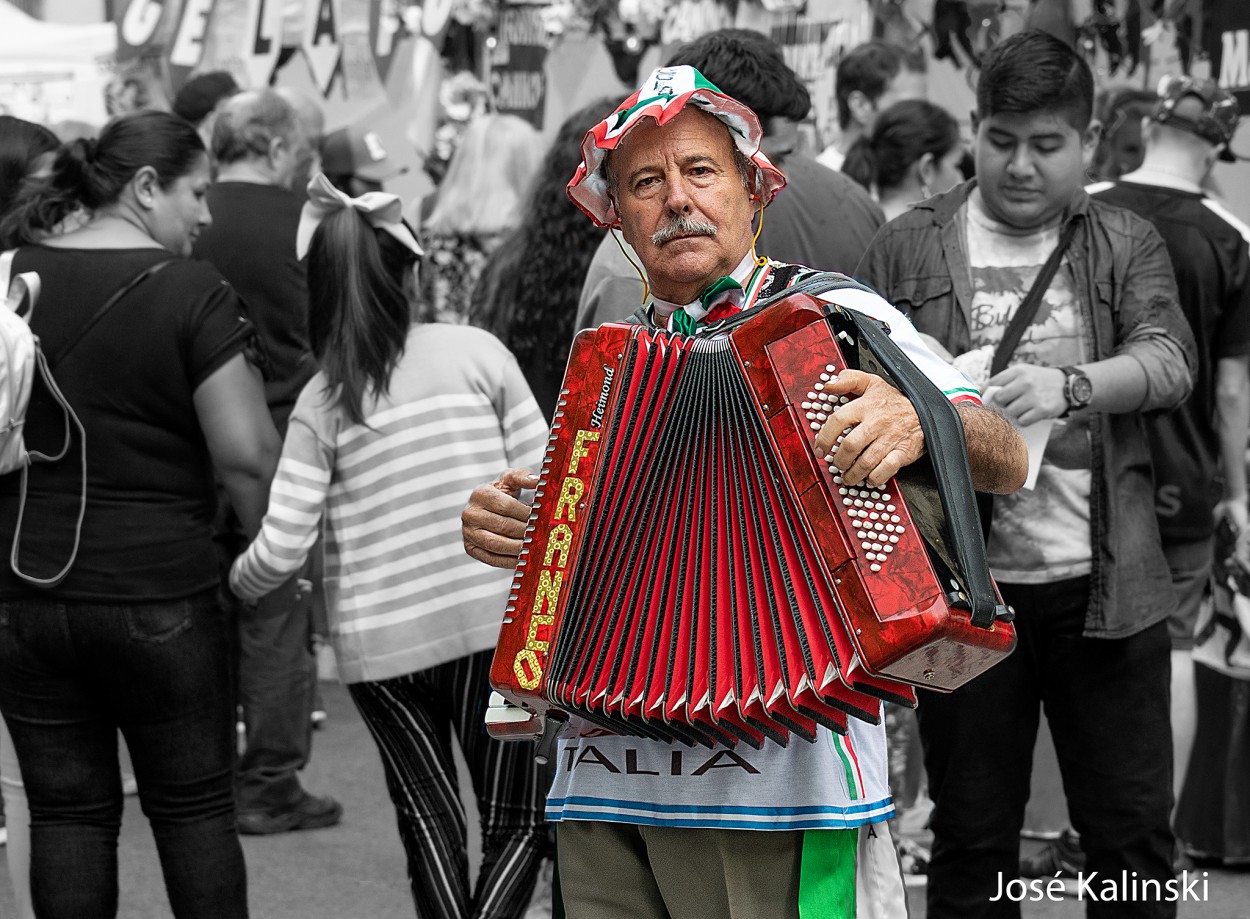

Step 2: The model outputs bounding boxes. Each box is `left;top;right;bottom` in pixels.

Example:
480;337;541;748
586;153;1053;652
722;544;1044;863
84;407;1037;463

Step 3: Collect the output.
230;323;548;683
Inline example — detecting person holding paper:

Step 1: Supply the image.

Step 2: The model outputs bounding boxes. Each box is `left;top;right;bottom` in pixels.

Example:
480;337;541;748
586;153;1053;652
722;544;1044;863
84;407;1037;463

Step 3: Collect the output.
856;30;1196;919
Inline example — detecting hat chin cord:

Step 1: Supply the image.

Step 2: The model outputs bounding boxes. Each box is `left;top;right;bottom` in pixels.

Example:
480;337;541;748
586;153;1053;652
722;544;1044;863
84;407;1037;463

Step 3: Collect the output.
751;200;767;268
611;228;651;306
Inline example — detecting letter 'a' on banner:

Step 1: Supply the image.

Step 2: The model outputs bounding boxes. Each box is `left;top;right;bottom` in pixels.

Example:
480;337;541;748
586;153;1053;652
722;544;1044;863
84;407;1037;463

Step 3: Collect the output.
303;0;344;95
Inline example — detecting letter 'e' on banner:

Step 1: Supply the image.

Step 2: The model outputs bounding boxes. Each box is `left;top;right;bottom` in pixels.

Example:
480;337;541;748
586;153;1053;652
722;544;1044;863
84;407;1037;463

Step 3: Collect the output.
167;0;216;92
303;0;344;96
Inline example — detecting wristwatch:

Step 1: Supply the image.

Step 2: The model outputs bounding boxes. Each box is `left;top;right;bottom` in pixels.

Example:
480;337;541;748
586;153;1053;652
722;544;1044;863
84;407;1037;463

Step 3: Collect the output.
1060;366;1093;415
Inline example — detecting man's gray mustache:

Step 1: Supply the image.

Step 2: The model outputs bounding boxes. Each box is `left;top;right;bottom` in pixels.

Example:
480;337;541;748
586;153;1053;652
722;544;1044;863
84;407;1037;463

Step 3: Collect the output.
651;215;717;246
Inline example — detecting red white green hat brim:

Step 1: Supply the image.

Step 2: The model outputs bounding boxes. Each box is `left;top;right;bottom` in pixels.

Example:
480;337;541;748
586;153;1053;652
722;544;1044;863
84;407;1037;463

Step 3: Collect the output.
566;65;787;228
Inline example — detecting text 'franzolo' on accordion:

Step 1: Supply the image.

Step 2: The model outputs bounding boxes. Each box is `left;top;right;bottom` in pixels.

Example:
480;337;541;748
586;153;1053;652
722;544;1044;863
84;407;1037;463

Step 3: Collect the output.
487;275;1015;754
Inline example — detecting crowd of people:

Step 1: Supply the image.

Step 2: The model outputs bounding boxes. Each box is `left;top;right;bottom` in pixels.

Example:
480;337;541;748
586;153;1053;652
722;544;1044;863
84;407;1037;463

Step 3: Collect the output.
0;19;1248;919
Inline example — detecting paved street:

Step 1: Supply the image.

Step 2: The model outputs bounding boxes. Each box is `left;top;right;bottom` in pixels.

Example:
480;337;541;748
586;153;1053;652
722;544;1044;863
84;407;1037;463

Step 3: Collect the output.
2;680;1248;918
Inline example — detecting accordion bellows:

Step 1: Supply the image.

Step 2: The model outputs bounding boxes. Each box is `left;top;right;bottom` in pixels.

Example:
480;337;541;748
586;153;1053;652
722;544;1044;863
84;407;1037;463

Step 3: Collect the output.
491;282;1015;748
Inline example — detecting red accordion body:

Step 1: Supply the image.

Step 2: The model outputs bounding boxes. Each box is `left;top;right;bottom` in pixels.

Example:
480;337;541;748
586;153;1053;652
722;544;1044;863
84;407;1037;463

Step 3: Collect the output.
490;292;1015;747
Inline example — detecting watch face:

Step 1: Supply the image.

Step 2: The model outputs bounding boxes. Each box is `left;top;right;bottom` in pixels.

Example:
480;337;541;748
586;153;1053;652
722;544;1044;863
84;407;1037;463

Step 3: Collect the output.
1071;373;1093;405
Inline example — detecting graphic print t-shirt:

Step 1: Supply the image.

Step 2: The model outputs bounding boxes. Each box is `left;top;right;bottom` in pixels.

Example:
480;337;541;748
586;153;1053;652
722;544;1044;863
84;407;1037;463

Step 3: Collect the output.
965;193;1092;582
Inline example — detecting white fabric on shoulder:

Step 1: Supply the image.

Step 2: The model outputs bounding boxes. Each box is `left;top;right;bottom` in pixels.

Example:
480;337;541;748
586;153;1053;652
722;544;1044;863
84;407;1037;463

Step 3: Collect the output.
817;285;982;405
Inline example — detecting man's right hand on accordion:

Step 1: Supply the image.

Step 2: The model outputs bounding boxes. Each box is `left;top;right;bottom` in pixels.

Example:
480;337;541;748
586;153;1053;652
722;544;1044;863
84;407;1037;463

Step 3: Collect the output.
814;366;1027;494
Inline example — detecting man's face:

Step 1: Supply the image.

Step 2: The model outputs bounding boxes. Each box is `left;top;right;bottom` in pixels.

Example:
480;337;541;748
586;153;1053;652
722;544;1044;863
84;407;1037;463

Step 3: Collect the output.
1100;115;1145;179
760;116;799;160
975;109;1097;231
864;68;927;132
611;107;758;305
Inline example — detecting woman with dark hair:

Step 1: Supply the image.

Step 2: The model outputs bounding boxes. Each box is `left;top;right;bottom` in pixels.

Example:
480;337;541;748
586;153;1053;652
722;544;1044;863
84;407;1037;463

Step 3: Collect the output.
469;97;616;418
0;109;279;918
843;98;966;221
0;115;59;219
230;174;550;919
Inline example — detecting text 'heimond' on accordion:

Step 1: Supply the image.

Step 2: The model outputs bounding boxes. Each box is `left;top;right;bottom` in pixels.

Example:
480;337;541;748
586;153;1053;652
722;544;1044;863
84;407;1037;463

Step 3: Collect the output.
487;276;1015;755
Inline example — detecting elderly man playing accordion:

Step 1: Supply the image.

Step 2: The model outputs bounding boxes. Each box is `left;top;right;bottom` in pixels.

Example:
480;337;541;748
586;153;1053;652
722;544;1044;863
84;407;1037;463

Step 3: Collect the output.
461;66;1028;919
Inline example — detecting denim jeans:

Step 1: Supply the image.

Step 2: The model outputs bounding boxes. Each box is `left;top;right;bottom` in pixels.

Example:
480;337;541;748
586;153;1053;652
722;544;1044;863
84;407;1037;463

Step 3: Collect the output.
235;578;316;813
0;591;248;919
917;576;1176;919
216;497;317;814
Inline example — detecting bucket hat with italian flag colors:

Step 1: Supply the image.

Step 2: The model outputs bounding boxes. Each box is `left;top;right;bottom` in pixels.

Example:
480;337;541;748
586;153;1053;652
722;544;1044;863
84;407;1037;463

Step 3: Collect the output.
566;65;787;229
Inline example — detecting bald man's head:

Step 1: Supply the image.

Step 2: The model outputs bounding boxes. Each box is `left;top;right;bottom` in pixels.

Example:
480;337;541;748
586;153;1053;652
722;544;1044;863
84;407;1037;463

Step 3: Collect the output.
211;89;311;190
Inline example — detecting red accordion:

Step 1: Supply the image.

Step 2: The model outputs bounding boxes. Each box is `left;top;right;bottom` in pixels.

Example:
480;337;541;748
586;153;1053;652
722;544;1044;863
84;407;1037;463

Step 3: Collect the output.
489;277;1014;748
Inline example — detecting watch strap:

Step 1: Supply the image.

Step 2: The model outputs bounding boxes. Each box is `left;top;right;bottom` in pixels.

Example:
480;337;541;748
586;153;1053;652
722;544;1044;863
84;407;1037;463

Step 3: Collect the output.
1060;365;1090;415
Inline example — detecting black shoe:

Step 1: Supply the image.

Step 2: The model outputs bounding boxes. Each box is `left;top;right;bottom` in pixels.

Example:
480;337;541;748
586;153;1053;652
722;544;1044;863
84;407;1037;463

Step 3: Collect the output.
1020;828;1085;878
237;793;343;835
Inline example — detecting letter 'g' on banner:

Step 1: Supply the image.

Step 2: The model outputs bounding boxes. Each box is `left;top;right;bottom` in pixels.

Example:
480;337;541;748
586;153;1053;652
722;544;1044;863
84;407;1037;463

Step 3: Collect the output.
116;0;170;64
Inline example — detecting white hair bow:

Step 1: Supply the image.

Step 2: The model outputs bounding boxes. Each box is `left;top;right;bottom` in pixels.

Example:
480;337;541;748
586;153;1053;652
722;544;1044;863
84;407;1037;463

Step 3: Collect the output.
296;172;424;260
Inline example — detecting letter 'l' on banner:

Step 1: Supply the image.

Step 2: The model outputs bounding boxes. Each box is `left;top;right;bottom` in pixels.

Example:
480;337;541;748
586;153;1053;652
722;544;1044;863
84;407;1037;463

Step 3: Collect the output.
303;0;344;95
244;0;283;88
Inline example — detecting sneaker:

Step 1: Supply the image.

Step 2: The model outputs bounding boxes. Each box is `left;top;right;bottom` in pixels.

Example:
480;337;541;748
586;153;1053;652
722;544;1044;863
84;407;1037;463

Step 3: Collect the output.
237;792;343;835
1020;828;1085;878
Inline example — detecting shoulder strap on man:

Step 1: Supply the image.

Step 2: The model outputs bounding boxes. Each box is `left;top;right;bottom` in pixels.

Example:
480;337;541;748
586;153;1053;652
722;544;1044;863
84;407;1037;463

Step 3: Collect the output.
989;218;1080;377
